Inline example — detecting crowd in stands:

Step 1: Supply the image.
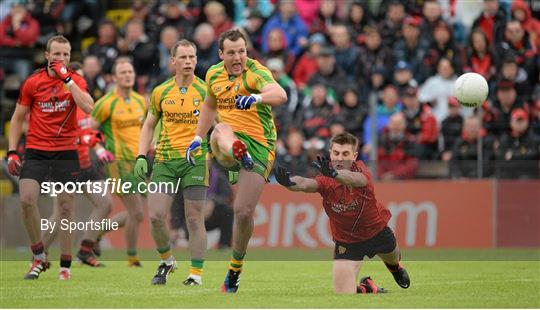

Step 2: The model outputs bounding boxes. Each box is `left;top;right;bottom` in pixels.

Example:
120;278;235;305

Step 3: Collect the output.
1;0;539;179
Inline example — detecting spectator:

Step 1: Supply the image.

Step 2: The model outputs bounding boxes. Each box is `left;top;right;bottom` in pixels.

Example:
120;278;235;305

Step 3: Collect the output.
261;0;309;57
465;28;495;81
155;0;196;41
307;45;348;101
420;0;444;42
28;0;64;47
267;58;299;138
367;65;388;99
449;116;496;178
497;53;533;103
494;20;538;84
393;16;430;83
242;9;265;52
377;113;420;180
298;82;339;152
329;23;359;79
495;108;539;179
402;85;439;159
472;0;507;45
193;23;219;80
346;0;373;43
157;26;179;80
85;19;119;74
422;21;465;79
362;85;402;155
355;27;394;87
117;19;159;92
336;85;367;142
295;0;321;29
418;57;457;123
263;28;296;74
440;97;464;161
484;79;529;137
82;55;108;100
275;129;311;177
310;0;339;35
531;100;540;140
292;32;324;91
0;1;40;81
203;1;234;40
392;61;418;96
378;0;405;48
234;0;273;26
511;0;540;46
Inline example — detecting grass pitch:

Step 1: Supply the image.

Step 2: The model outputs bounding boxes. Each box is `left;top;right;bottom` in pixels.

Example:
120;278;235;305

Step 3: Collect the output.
1;249;539;308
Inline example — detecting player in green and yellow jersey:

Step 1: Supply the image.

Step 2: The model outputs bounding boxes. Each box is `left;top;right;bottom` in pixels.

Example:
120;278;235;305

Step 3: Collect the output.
91;59;147;267
133;39;209;286
185;29;287;293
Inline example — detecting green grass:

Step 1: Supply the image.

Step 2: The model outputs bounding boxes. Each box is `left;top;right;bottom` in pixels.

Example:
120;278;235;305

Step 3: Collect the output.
1;250;539;308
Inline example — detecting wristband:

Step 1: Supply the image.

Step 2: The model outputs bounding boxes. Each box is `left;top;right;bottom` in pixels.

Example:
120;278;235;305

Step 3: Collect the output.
7;150;18;156
193;135;202;143
252;94;262;104
136;155;147;160
65;78;74;86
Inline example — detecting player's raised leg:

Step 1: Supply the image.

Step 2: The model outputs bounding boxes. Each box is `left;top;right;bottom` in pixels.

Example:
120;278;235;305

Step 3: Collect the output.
149;192;177;285
20;179;50;279
210;123;253;170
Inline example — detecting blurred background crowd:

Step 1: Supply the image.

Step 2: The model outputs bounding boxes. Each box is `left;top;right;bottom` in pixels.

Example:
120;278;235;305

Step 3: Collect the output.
1;0;539;181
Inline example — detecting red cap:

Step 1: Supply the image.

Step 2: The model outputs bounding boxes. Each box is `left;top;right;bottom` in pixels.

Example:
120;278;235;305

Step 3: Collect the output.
511;108;528;121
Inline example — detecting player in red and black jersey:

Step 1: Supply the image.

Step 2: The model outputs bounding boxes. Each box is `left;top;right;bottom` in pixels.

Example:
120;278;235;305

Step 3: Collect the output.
7;35;94;280
275;132;410;294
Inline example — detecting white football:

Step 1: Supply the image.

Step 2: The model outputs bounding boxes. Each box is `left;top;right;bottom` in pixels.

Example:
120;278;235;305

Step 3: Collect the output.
453;72;489;108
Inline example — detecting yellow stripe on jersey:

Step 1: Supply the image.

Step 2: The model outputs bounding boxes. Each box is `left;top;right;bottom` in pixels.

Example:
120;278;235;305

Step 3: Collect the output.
150;76;206;161
91;89;146;160
206;58;277;147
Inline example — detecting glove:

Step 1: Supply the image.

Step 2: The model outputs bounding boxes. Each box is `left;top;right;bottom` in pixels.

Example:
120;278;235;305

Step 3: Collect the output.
133;155;148;180
79;130;104;147
96;148;115;164
274;167;296;187
48;60;72;83
311;155;338;178
185;135;202;166
235;94;261;110
7;150;22;176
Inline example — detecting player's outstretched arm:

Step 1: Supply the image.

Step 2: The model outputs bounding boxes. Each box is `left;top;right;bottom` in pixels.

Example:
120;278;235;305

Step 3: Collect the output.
274;167;317;193
334;170;368;188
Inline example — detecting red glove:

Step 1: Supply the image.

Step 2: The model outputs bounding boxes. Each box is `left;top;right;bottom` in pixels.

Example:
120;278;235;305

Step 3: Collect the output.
48;60;72;83
96;148;115;164
7;151;22;176
79;130;104;147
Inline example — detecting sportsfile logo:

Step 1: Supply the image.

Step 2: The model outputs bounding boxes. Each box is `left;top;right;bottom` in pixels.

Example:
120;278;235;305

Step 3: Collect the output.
40;178;181;197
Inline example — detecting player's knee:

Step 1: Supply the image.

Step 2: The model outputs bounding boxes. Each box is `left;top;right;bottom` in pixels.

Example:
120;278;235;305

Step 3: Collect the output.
133;211;144;223
234;207;255;222
20;194;37;209
57;201;74;218
149;212;166;227
185;212;203;229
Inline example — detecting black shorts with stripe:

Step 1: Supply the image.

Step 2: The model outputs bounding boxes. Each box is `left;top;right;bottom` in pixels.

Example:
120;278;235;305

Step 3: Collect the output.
333;226;397;261
20;148;80;184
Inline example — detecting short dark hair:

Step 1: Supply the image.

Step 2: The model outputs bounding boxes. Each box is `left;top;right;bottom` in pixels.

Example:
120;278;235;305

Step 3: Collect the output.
111;56;133;75
330;132;359;151
170;39;197;57
46;35;70;52
218;29;247;51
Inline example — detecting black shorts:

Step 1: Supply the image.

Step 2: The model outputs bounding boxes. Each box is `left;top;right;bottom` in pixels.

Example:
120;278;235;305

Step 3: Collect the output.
333;226;397;261
77;166;103;182
20;148;80;184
